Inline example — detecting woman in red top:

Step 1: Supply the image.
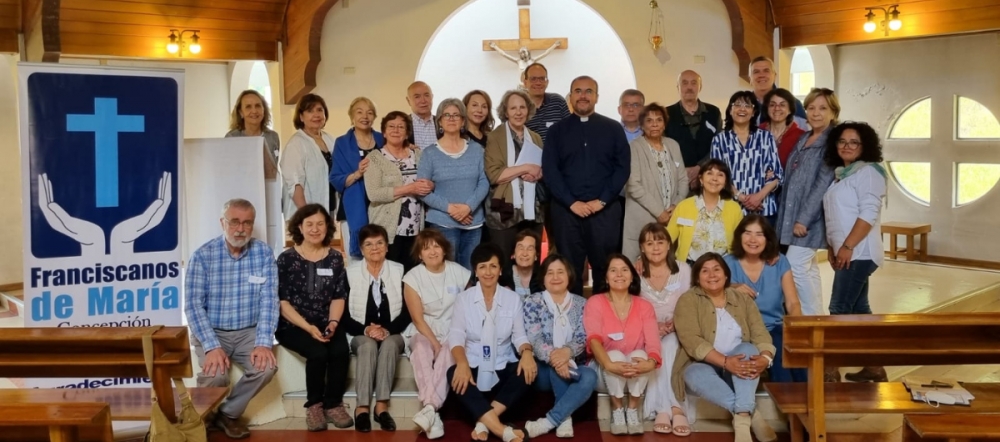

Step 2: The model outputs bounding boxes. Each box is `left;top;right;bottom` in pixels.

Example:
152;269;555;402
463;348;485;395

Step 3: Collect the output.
583;254;660;436
759;88;806;168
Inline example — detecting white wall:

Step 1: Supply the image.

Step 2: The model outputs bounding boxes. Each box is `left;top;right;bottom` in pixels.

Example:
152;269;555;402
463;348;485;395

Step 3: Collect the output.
310;0;746;136
0;59;232;284
836;33;1000;262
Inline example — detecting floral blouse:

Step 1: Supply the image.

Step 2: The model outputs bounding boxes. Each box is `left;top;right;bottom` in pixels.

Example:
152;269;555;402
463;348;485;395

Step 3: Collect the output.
649;144;677;208
382;148;422;237
522;291;588;365
688;196;729;261
276;247;348;332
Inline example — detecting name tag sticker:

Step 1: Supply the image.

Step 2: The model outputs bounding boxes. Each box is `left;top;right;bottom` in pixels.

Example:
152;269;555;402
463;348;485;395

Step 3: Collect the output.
546;121;555;128
667;281;681;291
317;268;333;276
609;332;625;341
706;122;717;133
447;286;461;295
677;217;695;227
482;345;492;362
249;275;267;284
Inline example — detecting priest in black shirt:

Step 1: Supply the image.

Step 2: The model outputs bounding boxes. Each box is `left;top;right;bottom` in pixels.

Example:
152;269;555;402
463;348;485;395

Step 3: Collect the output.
542;76;630;295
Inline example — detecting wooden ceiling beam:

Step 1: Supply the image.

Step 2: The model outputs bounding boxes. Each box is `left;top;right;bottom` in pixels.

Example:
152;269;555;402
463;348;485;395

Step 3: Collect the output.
781;5;1000;47
61;0;280;24
723;0;775;83
777;0;998;28
282;0;337;105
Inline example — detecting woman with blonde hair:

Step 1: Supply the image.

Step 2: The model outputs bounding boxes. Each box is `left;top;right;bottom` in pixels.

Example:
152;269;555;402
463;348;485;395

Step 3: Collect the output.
226;89;280;178
332;97;385;264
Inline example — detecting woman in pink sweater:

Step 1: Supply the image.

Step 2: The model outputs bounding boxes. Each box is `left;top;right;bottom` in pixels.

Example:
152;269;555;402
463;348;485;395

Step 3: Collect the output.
584;254;662;436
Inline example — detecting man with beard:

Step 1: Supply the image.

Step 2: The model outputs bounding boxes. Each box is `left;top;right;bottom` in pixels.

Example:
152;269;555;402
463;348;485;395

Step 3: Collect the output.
542;76;630;295
185;198;279;439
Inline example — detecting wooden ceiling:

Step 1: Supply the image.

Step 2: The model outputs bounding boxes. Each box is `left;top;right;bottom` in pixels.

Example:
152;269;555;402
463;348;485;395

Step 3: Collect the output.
774;0;1000;48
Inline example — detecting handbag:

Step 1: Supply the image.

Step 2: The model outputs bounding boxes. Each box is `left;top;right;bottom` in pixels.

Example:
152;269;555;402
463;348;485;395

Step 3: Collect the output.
142;327;208;442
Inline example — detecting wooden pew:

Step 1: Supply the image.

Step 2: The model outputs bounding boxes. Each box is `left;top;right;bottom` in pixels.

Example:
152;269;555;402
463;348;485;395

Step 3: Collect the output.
903;413;1000;441
764;313;1000;442
0;403;112;442
0;327;227;438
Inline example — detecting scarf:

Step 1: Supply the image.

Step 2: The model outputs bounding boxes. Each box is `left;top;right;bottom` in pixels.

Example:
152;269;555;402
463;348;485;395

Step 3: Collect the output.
506;122;539;220
474;283;501;391
543;291;579;371
835;161;887;182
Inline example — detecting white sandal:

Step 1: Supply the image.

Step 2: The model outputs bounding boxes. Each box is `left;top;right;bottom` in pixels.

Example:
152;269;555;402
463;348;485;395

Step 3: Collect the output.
502;426;526;442
473;422;489;440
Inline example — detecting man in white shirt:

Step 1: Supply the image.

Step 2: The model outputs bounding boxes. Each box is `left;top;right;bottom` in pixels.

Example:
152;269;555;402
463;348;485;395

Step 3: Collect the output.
407;81;438;149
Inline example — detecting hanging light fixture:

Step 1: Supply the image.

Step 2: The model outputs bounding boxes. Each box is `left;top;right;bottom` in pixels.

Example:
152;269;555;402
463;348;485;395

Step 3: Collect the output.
165;29;202;57
863;5;902;37
648;0;665;51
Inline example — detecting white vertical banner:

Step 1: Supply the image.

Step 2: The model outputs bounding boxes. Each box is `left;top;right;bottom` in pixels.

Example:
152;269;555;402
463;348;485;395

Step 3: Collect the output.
182;137;267;259
18;64;184;388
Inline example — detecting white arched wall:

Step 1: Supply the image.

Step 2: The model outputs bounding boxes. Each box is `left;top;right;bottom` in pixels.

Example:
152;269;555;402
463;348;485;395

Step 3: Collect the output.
808;45;835;90
416;0;636;118
0;54;22;284
310;0;746;136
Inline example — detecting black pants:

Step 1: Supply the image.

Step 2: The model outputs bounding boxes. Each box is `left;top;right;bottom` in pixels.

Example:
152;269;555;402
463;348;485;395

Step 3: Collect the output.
388;234;417;273
446;363;530;421
550;199;623;295
275;325;350;408
489;221;544;264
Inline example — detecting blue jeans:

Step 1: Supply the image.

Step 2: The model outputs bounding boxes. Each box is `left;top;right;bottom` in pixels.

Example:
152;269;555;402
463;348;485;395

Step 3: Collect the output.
683;342;760;414
427;223;482;270
767;327;807;382
533;362;598;426
829;259;878;315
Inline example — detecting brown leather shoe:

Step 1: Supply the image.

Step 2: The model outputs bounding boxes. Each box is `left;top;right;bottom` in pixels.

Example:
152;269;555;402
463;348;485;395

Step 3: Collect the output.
215;413;250;439
824;367;841;383
844;366;888;382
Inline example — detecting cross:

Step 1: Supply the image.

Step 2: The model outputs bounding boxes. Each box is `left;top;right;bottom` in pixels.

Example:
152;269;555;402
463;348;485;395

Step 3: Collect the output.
67;97;145;208
481;0;569;52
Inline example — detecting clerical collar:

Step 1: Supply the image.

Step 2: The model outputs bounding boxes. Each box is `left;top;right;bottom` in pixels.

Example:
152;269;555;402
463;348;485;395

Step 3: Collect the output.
580;116;589;122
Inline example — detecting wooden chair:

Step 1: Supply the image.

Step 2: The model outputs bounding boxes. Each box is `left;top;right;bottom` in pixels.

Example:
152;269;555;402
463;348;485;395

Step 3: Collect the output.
903;414;1000;441
764;313;1000;442
881;222;931;262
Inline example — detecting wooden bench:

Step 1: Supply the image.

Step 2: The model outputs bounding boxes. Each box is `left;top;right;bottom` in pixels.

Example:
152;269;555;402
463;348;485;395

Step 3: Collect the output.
764;313;1000;442
881;221;931;262
0;327;228;440
903;414;1000;441
0;403;112;442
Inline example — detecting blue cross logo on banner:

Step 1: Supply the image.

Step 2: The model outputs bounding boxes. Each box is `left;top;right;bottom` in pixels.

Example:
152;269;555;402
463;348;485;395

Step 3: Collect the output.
67;98;145;208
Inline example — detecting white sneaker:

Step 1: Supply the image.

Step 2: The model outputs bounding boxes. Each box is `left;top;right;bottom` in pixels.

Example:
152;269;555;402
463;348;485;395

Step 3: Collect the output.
626;408;643;435
427;413;445;440
556;417;574;438
609;408;627;435
525;418;555;438
413;404;435;434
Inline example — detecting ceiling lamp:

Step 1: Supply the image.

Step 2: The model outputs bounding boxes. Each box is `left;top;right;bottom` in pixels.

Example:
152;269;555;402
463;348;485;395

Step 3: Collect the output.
648;0;665;51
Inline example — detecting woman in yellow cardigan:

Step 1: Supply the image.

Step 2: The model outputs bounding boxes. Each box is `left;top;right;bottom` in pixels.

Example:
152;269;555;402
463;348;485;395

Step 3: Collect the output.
667;159;744;263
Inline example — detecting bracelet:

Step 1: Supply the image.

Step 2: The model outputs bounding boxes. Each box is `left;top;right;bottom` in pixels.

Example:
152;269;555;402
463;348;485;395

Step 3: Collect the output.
723;356;729;371
843;244;854;251
328;319;339;325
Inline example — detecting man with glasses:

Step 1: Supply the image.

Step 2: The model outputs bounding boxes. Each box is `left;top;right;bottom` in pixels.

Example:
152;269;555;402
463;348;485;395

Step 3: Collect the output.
185;198;279;439
618;89;645;142
523;63;570;142
665;70;723;191
542;76;630;295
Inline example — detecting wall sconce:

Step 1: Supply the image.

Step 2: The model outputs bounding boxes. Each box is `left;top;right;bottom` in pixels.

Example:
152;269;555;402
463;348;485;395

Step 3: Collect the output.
648;0;664;51
864;5;902;36
166;30;202;56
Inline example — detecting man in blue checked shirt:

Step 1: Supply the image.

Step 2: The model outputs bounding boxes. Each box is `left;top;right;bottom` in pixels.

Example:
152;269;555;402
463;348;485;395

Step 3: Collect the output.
185;198;279;439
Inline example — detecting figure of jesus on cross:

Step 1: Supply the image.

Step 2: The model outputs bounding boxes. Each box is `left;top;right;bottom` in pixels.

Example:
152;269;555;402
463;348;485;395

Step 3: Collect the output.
483;0;568;78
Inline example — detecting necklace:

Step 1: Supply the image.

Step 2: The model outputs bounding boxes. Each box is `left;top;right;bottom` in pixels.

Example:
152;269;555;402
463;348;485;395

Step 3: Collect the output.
608;294;632;321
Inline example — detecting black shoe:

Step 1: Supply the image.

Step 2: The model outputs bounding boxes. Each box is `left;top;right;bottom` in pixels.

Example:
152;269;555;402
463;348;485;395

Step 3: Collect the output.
355;412;371;433
373;411;396;431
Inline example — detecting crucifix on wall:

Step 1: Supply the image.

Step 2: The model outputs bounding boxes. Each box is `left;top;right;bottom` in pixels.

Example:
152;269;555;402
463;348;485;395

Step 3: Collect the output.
483;0;569;78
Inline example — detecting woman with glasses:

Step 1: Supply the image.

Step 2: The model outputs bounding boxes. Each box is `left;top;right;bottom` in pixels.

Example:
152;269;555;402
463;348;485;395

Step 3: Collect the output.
822;122;888;383
417;98;491;270
710;91;783;227
484;89;545;259
365;111;434;272
340;224;412;432
758;88;806;169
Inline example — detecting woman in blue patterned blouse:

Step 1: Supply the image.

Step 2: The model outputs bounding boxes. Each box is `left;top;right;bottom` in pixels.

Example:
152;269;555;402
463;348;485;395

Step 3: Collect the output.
522;253;597;439
711;91;783;227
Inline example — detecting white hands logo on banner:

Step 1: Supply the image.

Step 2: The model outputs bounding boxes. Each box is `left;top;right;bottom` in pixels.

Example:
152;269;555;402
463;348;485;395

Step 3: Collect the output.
38;171;173;258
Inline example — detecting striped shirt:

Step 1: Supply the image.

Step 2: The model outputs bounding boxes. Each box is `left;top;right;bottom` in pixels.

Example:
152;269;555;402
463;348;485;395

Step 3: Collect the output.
710;129;783;216
526;93;570;142
184;236;279;352
411;113;438;150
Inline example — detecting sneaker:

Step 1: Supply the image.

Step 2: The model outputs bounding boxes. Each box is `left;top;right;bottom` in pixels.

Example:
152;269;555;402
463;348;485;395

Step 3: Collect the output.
427;413;445;440
215;413;250;440
751;410;777;442
609;408;627;435
525;418;555;438
325;404;354;428
413;405;435;435
625;408;643;435
306;403;327;432
556;418;574;438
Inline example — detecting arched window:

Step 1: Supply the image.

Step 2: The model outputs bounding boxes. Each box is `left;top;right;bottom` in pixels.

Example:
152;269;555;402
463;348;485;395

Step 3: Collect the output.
889;98;931;139
956;96;1000;140
790;47;814;100
248;61;273;119
888;162;931;206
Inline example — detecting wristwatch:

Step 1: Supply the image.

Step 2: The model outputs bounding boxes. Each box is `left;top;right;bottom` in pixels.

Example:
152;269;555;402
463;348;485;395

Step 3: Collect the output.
843;244;854;250
762;354;774;368
599;201;607;207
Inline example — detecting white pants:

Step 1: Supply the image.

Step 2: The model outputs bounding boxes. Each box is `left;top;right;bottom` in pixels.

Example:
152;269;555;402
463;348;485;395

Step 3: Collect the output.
787;245;824;315
592;349;650;399
340;221;355;266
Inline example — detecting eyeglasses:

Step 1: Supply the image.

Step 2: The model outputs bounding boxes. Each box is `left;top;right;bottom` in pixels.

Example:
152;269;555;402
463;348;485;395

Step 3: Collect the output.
837;139;862;148
621;103;643;109
573;89;596;96
732;103;755;110
527;76;548;83
362;241;387;249
768;102;789;109
441;113;463;121
225;219;254;229
386;124;408;131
